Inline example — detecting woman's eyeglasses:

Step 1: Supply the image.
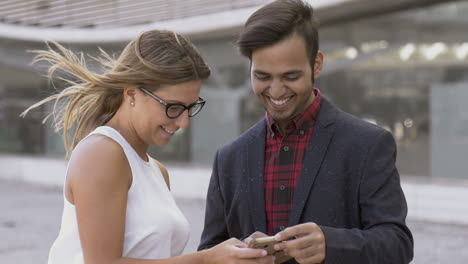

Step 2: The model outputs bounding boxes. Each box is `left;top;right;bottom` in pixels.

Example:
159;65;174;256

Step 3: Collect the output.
139;87;206;119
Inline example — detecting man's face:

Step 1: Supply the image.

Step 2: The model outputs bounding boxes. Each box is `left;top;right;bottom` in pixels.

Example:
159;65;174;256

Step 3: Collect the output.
250;34;323;128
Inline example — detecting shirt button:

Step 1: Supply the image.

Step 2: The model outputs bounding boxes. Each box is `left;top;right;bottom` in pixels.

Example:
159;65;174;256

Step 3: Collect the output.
299;130;305;135
283;146;289;152
279;185;286;191
279;226;285;231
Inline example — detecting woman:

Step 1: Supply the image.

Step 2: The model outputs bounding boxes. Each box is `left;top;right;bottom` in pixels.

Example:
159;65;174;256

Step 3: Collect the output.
22;30;274;264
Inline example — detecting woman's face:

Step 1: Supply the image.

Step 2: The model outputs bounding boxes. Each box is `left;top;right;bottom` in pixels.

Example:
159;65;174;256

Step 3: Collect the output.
131;79;203;147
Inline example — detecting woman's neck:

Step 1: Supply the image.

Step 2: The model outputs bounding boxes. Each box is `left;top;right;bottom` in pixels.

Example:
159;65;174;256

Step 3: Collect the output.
105;112;149;162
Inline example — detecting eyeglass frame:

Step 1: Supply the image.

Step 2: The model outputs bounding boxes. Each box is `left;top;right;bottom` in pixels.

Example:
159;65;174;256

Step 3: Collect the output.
139;87;206;119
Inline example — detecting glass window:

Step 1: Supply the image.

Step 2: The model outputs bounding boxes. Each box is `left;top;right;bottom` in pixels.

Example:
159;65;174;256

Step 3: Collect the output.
238;1;468;179
318;1;468;178
0;84;46;155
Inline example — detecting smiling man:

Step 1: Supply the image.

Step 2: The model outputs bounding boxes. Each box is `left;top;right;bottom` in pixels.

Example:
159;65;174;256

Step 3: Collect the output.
198;1;413;263
250;32;323;135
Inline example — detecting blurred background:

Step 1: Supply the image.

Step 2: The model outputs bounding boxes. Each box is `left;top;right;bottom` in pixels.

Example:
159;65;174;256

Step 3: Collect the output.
1;0;468;263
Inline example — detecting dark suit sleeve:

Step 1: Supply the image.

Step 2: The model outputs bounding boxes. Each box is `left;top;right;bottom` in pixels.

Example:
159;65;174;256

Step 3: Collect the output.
321;130;414;264
198;150;229;250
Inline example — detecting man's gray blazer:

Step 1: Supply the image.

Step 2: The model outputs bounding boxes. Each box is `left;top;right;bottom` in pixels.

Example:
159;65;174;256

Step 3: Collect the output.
199;98;413;264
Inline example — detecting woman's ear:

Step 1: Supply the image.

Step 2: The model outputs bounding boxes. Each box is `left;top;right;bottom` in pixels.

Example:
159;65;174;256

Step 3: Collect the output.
123;87;138;107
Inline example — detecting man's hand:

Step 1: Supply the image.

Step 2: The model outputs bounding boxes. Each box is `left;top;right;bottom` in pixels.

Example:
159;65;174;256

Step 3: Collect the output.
244;231;292;264
273;223;326;264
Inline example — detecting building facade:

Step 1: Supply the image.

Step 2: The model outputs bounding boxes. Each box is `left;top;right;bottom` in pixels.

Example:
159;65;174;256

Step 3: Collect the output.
1;0;467;181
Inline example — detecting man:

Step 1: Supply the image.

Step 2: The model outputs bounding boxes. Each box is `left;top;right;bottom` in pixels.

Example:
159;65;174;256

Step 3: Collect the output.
198;0;413;263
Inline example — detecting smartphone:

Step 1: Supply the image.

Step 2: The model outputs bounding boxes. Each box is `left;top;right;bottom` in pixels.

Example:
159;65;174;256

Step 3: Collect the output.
247;236;279;255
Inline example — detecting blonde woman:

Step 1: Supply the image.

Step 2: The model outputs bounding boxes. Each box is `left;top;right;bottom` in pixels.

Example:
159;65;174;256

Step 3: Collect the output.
22;30;274;264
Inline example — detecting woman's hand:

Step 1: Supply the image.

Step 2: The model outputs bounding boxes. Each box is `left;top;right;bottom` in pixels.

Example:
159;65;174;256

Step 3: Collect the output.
206;238;275;264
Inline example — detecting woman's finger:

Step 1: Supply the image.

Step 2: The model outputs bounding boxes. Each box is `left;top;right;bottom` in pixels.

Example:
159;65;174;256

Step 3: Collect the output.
235;247;268;258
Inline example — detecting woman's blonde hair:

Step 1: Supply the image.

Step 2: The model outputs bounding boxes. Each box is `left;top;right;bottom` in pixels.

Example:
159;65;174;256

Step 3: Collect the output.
21;29;211;158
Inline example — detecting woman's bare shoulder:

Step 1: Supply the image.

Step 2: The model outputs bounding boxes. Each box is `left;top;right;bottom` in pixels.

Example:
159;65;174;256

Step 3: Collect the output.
67;134;131;191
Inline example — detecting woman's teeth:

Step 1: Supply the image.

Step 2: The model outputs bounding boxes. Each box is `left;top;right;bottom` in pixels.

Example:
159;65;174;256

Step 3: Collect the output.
162;127;176;134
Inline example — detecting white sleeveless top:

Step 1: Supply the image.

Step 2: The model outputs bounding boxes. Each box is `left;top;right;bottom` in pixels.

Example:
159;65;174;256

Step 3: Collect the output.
48;126;190;264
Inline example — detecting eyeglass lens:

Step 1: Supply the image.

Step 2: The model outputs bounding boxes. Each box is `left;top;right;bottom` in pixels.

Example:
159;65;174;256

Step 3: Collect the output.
166;102;203;118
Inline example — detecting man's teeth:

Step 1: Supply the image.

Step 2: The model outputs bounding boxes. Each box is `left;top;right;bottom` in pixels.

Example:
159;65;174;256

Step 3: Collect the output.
270;97;290;106
162;127;177;134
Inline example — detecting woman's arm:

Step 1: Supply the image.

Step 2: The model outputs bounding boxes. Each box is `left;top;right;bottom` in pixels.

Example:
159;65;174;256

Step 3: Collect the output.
67;135;273;264
67;135;131;264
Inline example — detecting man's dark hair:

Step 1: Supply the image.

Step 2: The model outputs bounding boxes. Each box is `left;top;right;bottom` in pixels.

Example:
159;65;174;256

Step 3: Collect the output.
237;0;319;65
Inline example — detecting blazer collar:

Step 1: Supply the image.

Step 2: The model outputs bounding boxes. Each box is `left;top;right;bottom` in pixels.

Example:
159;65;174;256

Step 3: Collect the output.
245;119;268;233
289;97;338;226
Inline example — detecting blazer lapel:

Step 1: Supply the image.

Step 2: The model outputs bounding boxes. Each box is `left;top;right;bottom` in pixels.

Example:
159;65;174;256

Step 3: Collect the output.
245;120;267;233
288;98;337;227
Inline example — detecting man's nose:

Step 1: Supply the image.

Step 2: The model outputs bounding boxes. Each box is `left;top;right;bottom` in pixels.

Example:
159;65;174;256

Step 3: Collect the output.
268;79;286;98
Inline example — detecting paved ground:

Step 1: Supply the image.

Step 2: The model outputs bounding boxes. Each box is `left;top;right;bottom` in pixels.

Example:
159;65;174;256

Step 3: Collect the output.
1;180;467;263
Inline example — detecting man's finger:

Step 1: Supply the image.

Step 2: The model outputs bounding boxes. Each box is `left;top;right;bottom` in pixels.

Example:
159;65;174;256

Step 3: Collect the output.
280;235;315;251
287;243;319;259
275;223;318;241
274;232;324;253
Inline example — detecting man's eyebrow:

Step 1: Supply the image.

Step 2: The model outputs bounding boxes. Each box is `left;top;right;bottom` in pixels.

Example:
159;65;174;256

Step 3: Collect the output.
252;70;303;76
253;70;270;75
283;70;303;75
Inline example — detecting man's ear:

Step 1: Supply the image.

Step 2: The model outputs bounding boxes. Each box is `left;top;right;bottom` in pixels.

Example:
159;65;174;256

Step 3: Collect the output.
313;51;324;79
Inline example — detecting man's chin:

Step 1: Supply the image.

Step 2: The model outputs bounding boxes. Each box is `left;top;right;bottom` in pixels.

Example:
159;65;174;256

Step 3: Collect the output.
268;112;294;123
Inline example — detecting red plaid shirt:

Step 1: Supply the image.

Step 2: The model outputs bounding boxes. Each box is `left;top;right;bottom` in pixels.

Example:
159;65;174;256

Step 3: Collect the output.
264;88;322;235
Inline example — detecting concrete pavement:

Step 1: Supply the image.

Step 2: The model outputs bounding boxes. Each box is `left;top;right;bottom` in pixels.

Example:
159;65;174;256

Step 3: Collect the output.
3;155;468;226
1;180;468;264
